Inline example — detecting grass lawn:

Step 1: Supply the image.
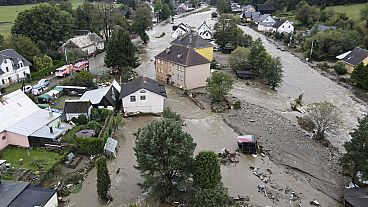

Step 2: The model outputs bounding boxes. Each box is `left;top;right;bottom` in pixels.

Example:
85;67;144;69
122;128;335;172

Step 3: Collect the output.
3;79;40;95
327;2;368;20
52;95;79;110
0;147;62;171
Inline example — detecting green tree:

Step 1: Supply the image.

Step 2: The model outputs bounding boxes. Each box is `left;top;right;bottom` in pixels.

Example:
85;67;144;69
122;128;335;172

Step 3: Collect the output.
189;187;234;207
131;4;153;37
33;55;53;71
216;0;231;14
105;30;138;74
248;38;266;73
295;1;321;26
263;56;283;89
0;34;4;48
134;119;196;201
360;5;368;27
160;3;171;20
3;35;40;62
12;3;74;46
341;114;368;180
96;156;111;200
207;71;234;103
193;151;221;190
154;0;163;13
351;63;368;90
213;14;243;48
162;107;182;123
334;61;347;75
228;47;250;71
66;70;95;87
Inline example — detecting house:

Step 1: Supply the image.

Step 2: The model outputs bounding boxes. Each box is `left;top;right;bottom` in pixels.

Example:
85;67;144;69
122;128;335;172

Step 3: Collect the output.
0;90;63;150
0;49;31;88
251;12;262;22
256;14;276;25
80;85;119;110
257;22;275;32
119;76;166;114
272;20;294;34
241;11;261;22
171;32;214;61
0;180;58;207
339;47;368;73
177;3;189;13
64;100;92;122
242;5;255;12
61;33;104;56
256;3;276;14
155;45;210;90
344;187;368;207
198;21;211;35
172;23;190;39
231;2;242;13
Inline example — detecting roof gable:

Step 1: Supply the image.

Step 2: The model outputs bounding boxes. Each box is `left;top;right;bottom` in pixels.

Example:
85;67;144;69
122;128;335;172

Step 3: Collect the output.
342;47;368;66
198;21;210;31
273;19;287;28
155;45;210;66
0;49;32;67
171;32;212;49
119;76;166;99
80;86;111;105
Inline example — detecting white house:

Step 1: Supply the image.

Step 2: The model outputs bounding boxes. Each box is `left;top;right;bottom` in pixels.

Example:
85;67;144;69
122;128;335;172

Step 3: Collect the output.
256;14;276;24
61;33;104;56
119;76;166;114
273;20;294;34
198;21;212;40
257;22;275;32
172;23;190;39
64;100;92;122
0;49;31;87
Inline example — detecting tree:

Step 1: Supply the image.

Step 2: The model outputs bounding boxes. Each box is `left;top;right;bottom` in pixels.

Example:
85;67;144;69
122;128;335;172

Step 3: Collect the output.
0;34;4;48
131;4;153;37
216;0;231;14
193;151;221;190
12;3;74;46
3;35;40;62
162;107;182;123
295;1;321;26
134;119;196;201
105;30;138;73
213;14;243;48
66;70;95;87
334;61;347;75
341;114;368;180
248;38;266;73
360;5;368;27
160;3;171;20
207;71;233;103
33;55;53;71
228;47;250;71
305;101;339;141
189;187;234;207
262;56;283;89
351;63;368;90
96;156;111;200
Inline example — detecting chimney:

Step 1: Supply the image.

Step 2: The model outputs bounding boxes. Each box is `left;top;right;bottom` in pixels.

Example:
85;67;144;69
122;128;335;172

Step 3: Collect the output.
165;48;170;54
49;126;54;134
48;106;53;118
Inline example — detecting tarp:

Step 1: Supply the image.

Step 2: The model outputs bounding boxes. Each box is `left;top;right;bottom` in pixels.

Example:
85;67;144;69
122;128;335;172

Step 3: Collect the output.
37;94;51;103
104;137;118;158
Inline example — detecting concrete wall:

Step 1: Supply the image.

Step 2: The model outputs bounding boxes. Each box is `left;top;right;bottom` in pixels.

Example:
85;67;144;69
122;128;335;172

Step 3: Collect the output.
185;63;211;90
195;47;213;61
44;192;58;207
122;89;165;113
168;63;185;88
155;58;170;83
4;131;29;148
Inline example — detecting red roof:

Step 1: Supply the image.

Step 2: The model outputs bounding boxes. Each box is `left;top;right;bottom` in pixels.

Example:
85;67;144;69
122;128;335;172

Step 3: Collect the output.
237;135;256;143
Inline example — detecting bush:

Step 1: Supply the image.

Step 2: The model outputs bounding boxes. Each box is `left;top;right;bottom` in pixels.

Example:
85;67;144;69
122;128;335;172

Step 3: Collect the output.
73;137;104;155
232;100;241;109
87;120;101;134
334;61;347;75
91;108;113;121
297;116;315;132
77;115;88;125
162;107;182;123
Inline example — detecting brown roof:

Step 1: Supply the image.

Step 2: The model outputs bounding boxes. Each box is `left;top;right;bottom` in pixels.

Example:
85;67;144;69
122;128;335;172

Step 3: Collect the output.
155;45;210;66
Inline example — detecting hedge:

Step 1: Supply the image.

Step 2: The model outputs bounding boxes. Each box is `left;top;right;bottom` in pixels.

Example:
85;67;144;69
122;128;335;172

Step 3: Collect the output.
73;137;104;156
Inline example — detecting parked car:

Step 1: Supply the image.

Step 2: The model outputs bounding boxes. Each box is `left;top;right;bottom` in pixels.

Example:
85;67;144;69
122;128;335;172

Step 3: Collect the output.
32;84;46;95
22;85;33;93
38;79;49;87
55;65;72;77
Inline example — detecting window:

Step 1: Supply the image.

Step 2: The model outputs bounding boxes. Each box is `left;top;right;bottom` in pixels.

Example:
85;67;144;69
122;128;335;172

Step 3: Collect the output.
288;25;290;28
130;96;136;102
20;62;23;67
23;71;26;76
4;60;7;63
5;67;9;72
140;90;146;93
140;95;146;100
2;136;5;140
1;79;4;84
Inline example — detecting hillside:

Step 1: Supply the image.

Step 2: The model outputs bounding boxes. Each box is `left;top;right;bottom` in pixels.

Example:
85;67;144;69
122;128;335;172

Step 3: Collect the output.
327;2;368;20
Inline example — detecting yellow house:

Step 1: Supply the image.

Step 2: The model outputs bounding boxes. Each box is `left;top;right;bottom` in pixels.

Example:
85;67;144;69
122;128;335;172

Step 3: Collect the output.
171;32;213;61
339;47;368;73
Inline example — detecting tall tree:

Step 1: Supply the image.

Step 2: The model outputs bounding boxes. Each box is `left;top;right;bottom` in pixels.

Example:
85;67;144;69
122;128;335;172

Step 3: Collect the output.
160;3;171;20
131;4;153;40
134;119;196;201
3;35;40;62
33;55;53;71
248;38;266;73
216;0;231;14
189;187;234;207
105;30;138;74
96;156;111;200
12;3;74;47
213;14;243;48
351;63;368;90
193;151;221;190
262;56;283;89
207;71;234;103
341;114;368;180
228;47;251;71
361;5;368;27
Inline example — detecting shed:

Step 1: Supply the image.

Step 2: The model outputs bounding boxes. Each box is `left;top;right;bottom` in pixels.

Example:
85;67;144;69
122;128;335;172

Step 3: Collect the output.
237;135;258;154
104;137;118;158
235;70;256;79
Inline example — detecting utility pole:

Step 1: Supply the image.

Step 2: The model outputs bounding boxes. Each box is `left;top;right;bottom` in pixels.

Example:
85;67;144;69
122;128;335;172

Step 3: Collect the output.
309;39;314;61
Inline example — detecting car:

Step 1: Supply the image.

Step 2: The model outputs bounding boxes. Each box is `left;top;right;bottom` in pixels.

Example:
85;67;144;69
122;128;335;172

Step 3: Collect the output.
22;85;33;93
38;79;49;87
31;84;46;95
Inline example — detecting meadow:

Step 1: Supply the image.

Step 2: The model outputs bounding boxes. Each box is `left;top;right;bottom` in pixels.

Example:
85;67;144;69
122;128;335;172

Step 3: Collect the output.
327;2;368;20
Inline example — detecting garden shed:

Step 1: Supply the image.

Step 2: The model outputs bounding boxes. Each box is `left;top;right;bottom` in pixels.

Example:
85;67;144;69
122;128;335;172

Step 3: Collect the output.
104;137;118;158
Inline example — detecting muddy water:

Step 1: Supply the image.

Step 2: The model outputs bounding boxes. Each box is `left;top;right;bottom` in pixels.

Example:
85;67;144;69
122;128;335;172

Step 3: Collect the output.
235;26;367;150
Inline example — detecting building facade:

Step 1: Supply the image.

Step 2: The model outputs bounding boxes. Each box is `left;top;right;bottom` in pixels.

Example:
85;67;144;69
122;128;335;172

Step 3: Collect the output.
0;49;31;88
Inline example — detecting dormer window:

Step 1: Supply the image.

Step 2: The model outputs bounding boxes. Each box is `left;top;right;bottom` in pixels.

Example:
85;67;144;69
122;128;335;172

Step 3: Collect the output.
4;60;7;63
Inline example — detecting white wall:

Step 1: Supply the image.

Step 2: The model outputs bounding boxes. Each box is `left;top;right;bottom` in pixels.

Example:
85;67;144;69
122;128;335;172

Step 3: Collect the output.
257;24;273;32
122;89;165;113
185;63;211;90
172;28;188;39
276;21;294;34
44;192;58;207
0;59;30;87
261;16;276;23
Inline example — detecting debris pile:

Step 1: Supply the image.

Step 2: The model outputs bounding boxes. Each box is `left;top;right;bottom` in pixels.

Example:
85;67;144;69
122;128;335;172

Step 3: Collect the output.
218;148;239;164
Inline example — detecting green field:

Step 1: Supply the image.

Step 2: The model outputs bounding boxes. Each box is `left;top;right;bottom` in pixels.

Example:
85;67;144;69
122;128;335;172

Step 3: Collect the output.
327;2;368;20
0;0;85;36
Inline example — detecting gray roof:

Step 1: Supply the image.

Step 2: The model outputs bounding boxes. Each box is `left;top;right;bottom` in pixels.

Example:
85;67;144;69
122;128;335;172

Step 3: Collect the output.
119;76;166;99
30;125;64;139
9;185;56;207
0;49;32;69
0;180;29;207
260;22;275;27
80;86;111;105
251;12;261;21
104;137;118;152
155;45;210;67
64;100;91;113
258;14;272;22
341;47;368;66
171;32;212;49
344;188;368;207
316;25;336;32
257;3;276;12
272;19;287;28
63;33;104;49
